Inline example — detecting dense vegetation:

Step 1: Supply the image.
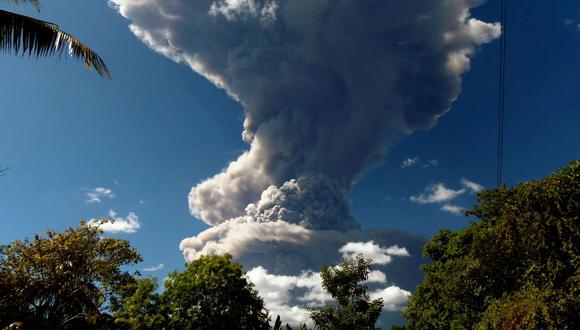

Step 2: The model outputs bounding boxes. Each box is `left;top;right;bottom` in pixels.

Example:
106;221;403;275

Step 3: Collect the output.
0;219;379;329
0;220;141;328
0;222;271;329
1;161;578;329
113;254;270;330
402;161;579;329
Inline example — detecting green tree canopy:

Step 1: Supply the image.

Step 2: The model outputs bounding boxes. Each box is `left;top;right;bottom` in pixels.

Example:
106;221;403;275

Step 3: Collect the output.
111;277;168;330
164;254;270;329
310;255;384;330
0;220;142;329
113;254;270;330
402;160;579;329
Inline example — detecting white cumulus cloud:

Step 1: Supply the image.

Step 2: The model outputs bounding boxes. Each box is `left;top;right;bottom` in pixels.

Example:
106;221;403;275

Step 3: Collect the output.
369;286;412;312
247;250;406;326
365;270;388;284
339;241;410;265
89;210;141;234
246;266;328;326
179;219;424;326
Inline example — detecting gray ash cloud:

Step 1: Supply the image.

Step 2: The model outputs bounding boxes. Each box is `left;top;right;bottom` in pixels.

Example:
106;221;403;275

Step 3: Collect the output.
111;0;499;229
111;1;499;324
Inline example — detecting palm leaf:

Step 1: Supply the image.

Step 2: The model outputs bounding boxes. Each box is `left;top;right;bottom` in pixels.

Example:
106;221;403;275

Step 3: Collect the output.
0;9;110;78
1;0;41;12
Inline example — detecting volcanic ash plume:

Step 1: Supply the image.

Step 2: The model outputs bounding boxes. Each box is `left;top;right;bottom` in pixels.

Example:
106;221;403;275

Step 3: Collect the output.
111;1;499;323
111;0;500;229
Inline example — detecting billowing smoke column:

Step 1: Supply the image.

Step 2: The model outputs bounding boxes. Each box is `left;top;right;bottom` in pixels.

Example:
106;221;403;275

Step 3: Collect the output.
111;0;499;228
110;0;499;325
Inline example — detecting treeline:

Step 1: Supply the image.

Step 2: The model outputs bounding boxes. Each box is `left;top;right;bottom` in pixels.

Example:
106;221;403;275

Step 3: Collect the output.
0;222;383;329
1;161;578;329
400;160;579;329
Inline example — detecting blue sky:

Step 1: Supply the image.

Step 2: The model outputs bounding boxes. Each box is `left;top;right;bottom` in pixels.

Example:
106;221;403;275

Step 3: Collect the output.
1;0;579;325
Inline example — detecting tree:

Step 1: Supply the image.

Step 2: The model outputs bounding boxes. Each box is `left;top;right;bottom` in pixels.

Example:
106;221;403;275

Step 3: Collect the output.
0;220;142;329
1;0;109;78
111;278;168;330
402;160;579;329
114;254;270;330
272;315;309;330
113;254;272;330
310;255;384;330
164;254;270;329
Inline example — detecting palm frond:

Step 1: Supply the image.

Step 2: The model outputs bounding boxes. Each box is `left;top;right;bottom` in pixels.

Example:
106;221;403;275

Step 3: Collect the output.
1;0;41;12
0;9;110;78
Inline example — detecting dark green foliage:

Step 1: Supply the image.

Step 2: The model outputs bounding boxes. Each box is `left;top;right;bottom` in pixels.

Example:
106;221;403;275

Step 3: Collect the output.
112;254;270;330
0;0;110;77
402;161;580;329
0;221;142;329
164;254;270;329
274;315;283;330
310;255;383;330
111;278;168;330
0;223;270;330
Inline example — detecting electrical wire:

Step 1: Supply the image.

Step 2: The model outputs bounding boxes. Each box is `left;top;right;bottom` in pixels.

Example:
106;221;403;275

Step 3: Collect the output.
497;0;508;186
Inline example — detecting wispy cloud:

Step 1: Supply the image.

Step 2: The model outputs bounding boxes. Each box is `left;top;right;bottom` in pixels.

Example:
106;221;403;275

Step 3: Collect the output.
89;210;141;234
411;178;482;215
143;263;165;272
410;183;465;204
564;11;580;32
402;157;438;169
440;204;465;216
461;178;484;193
86;187;115;204
422;159;439;168
401;157;419;169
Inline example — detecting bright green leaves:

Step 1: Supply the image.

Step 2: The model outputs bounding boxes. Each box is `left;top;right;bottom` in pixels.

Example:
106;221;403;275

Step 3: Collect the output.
310;255;384;330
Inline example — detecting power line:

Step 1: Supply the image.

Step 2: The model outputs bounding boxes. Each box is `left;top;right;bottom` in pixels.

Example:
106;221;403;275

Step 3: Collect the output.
497;0;508;186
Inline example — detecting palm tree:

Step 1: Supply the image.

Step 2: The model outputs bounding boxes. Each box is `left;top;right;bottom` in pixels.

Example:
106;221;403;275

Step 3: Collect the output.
0;0;109;78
